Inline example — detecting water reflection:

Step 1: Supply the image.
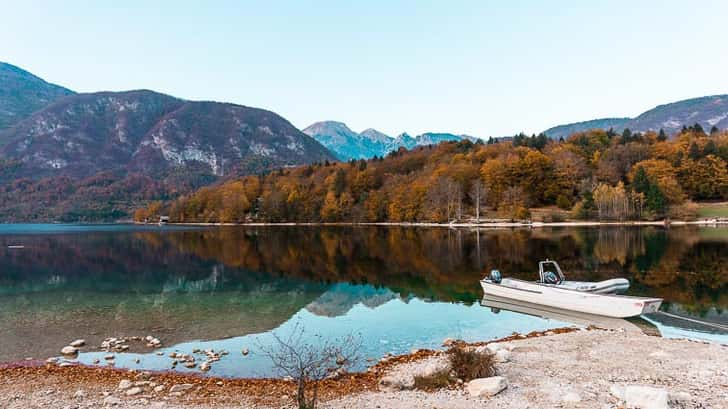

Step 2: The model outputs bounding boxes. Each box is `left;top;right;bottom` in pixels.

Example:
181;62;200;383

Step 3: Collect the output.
0;225;726;375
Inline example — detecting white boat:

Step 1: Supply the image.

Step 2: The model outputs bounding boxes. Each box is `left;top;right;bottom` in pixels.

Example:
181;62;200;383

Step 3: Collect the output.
481;294;645;332
480;261;662;318
535;260;630;294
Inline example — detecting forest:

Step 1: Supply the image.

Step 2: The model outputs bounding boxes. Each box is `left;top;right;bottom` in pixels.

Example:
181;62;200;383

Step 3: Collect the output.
135;125;728;223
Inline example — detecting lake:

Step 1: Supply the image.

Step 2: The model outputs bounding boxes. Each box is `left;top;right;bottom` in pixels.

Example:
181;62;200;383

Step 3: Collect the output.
0;224;726;377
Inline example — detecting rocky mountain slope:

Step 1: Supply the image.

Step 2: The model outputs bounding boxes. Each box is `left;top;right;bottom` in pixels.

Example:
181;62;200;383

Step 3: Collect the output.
0;62;75;132
0;90;333;179
543;95;728;139
303;121;477;160
0;64;335;221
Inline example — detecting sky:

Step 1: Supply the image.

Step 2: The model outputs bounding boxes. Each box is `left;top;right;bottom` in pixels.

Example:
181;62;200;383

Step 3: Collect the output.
2;1;728;138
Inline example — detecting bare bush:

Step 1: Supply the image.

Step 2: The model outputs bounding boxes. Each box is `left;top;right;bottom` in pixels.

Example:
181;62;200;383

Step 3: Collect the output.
258;322;362;409
448;345;496;381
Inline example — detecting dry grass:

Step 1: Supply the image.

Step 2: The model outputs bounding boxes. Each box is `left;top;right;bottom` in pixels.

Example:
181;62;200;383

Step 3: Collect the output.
447;346;496;381
413;368;452;390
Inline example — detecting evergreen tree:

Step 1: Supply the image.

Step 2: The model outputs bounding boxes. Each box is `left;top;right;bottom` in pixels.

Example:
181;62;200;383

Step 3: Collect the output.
645;183;666;215
710;125;719;135
688;141;701;160
621;128;633;144
657;129;667;142
703;139;717;156
692;123;705;135
632;166;650;193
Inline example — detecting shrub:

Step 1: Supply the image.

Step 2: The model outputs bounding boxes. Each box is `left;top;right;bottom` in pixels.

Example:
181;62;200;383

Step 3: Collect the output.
447;346;496;381
556;194;572;210
414;369;452;390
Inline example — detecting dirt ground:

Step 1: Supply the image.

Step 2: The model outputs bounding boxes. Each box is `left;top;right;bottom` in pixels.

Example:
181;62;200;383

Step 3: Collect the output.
1;328;726;409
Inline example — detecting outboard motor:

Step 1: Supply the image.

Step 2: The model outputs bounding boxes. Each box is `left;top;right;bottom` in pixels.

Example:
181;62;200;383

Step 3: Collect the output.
490;269;502;284
543;271;562;285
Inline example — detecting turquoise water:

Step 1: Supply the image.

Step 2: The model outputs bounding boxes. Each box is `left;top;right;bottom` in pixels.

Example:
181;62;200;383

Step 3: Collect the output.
1;224;725;377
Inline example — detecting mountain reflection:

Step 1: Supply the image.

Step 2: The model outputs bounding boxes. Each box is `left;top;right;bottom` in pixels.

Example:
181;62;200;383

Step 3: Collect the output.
0;225;726;363
1;226;726;312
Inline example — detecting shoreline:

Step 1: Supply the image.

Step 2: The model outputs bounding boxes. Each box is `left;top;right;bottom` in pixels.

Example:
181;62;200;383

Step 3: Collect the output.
1;327;725;408
150;219;728;228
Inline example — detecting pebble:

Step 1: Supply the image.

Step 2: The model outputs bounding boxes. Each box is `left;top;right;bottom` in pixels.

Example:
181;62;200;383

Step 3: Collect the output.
61;346;79;356
125;387;143;396
103;396;122;406
118;380;133;390
168;383;194;394
153;385;165;393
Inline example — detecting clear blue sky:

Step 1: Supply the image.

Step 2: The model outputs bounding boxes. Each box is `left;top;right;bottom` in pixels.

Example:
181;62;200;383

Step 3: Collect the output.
2;1;727;137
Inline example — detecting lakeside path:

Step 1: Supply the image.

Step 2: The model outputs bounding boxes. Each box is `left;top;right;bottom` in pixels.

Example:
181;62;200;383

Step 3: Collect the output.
1;329;726;408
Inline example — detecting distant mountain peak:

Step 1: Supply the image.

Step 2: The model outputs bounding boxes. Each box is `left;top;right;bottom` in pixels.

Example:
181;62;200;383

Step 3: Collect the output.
303;121;479;160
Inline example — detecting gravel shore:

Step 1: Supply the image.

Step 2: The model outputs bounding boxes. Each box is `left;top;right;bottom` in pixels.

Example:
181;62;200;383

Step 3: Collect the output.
1;329;725;408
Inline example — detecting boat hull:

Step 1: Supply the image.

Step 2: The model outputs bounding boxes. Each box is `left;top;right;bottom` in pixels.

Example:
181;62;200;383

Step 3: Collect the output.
480;278;661;318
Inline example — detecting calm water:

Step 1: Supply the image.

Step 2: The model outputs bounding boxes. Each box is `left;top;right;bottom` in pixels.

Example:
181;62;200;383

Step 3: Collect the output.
0;224;726;377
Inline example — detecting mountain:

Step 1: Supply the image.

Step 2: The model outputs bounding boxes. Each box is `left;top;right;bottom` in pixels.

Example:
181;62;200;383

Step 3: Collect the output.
0;62;75;132
627;95;728;133
543;118;630;140
302;121;379;160
543;95;728;139
0;75;335;221
304;121;477;160
0;90;334;180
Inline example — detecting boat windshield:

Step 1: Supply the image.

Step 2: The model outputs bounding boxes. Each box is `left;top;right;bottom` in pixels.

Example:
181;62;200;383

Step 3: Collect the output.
538;260;565;284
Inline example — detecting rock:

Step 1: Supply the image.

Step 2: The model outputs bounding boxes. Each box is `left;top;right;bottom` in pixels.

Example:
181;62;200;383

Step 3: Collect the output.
104;354;114;360
103;396;122;406
153;385;165;393
183;362;196;368
59;362;75;367
494;349;511;363
46;357;59;364
200;362;211;371
241;348;249;356
562;391;581;403
610;385;668;409
379;375;415;392
61;346;79;355
73;389;86;398
125;387;143;396
669;391;691;404
118;379;133;390
215;381;223;386
466;376;508;397
168;384;194;393
442;337;456;347
69;339;86;347
378;357;451;391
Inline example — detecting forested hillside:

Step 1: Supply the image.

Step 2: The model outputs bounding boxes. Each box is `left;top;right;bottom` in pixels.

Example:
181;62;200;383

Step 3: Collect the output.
136;125;728;223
